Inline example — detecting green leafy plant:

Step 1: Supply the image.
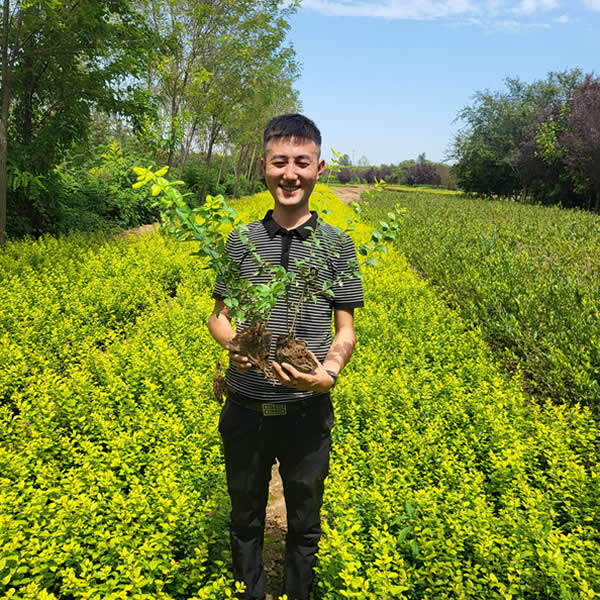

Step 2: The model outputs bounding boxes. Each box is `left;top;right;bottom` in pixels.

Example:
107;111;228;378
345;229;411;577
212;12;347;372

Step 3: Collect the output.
133;165;402;377
132;165;294;379
2;184;599;599
274;177;403;372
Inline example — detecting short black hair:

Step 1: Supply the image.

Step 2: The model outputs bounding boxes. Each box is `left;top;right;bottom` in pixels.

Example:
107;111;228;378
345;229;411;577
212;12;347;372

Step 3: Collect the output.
263;114;321;150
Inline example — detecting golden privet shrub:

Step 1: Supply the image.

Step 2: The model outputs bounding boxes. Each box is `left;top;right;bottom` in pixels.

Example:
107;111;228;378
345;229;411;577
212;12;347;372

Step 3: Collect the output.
1;185;598;599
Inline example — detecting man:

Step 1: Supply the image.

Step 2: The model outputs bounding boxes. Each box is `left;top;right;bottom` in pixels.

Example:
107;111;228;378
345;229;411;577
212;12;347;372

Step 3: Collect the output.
208;114;364;600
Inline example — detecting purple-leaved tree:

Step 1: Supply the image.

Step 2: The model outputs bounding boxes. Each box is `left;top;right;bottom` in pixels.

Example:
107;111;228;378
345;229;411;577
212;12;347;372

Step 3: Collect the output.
559;75;600;212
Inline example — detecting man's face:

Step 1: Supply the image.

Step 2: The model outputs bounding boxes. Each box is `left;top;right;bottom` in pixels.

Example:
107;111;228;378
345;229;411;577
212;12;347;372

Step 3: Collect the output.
261;137;326;211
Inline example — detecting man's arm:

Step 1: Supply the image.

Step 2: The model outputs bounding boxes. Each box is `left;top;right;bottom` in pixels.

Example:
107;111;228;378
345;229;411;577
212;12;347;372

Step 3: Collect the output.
323;308;357;375
272;308;357;392
207;299;252;372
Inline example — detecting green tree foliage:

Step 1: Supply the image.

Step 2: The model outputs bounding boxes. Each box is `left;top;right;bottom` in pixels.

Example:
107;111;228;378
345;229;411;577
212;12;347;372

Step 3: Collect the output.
451;69;583;201
147;0;300;198
0;0;158;241
0;1;301;242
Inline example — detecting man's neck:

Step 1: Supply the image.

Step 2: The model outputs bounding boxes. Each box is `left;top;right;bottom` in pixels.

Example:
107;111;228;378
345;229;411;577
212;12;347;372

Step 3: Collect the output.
271;206;312;230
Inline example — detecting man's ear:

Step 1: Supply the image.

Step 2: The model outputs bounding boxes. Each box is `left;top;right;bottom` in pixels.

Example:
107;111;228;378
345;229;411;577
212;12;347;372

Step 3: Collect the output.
317;158;326;177
260;156;266;174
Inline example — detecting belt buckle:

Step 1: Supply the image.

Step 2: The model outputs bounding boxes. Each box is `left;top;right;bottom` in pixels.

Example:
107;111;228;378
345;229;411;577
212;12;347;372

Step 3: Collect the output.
262;403;287;416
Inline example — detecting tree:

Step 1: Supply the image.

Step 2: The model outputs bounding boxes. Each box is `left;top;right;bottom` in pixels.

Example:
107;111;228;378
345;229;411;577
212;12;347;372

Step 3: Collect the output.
1;0;157;244
404;162;441;186
450;69;584;200
338;168;352;183
358;155;369;167
339;153;351;166
147;0;299;190
560;75;600;212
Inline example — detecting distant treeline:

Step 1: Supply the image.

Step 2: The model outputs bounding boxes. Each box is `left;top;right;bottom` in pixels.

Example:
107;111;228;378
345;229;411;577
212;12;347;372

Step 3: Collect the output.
451;69;600;212
327;158;457;189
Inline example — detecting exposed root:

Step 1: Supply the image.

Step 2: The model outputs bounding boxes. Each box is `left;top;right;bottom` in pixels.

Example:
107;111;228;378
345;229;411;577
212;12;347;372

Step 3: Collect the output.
212;361;229;404
275;335;318;374
230;321;273;379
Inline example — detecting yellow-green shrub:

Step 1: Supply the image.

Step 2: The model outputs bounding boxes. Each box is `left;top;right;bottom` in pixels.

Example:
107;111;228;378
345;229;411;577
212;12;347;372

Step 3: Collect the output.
316;245;600;599
1;184;598;599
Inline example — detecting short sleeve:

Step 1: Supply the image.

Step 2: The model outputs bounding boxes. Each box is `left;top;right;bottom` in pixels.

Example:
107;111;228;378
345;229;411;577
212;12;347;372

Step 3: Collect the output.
331;233;364;309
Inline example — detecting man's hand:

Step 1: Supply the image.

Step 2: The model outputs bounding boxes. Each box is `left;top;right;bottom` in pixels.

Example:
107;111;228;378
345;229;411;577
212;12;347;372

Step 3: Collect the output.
272;351;335;393
225;340;252;372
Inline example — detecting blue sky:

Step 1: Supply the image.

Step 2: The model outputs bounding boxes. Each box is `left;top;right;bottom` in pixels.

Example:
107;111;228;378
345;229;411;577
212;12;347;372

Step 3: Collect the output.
285;0;600;165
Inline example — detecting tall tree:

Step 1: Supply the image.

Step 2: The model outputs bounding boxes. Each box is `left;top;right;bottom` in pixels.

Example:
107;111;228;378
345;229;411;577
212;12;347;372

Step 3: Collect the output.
148;0;299;183
0;0;13;246
560;75;600;212
451;69;583;200
0;0;156;244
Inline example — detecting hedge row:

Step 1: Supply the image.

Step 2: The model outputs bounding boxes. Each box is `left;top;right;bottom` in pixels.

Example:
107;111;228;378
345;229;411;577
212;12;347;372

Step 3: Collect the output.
1;185;599;598
1;230;238;599
361;187;600;412
317;246;600;598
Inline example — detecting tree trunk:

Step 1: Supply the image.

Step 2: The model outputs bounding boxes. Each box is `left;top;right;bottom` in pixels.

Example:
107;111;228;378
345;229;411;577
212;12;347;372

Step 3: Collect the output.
246;144;257;182
232;145;249;200
520;186;527;204
216;152;224;187
178;116;199;179
166;93;178;170
0;0;12;247
199;118;221;202
22;53;34;146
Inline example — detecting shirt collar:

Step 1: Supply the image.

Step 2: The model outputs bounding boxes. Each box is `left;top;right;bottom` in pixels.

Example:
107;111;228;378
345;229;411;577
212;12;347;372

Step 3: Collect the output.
262;209;318;240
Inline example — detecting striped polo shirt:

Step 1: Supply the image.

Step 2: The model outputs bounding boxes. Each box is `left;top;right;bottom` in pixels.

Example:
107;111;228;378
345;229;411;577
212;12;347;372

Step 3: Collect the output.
212;209;364;402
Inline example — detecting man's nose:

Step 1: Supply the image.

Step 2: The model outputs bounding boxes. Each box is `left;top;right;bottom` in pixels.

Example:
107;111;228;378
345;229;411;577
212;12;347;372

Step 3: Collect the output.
282;163;297;179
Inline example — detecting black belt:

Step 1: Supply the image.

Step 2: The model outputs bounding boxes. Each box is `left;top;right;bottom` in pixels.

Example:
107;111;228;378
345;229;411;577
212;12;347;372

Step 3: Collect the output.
227;391;329;417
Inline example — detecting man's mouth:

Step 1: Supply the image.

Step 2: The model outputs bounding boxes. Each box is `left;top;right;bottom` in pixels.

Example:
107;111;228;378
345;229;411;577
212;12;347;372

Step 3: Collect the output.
280;185;300;192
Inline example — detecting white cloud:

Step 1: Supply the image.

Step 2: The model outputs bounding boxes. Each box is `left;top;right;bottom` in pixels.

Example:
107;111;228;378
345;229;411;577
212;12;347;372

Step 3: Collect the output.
512;0;557;15
302;0;564;23
301;0;476;19
582;0;600;10
496;18;552;28
553;13;569;21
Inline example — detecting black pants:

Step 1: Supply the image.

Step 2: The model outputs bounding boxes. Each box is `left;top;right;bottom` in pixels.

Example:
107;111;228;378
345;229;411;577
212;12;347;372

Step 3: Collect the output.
219;394;334;600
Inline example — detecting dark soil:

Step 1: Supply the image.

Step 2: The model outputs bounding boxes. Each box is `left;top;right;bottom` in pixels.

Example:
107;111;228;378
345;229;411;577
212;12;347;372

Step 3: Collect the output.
231;321;273;377
275;335;318;373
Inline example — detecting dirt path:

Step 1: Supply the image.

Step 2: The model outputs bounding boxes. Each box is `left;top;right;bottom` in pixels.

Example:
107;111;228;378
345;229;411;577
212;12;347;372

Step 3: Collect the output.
264;461;287;600
117;222;160;238
329;184;371;205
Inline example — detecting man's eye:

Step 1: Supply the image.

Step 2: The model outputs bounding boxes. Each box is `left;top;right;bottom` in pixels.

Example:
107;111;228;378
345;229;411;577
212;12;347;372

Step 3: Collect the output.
273;162;286;168
297;162;309;168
